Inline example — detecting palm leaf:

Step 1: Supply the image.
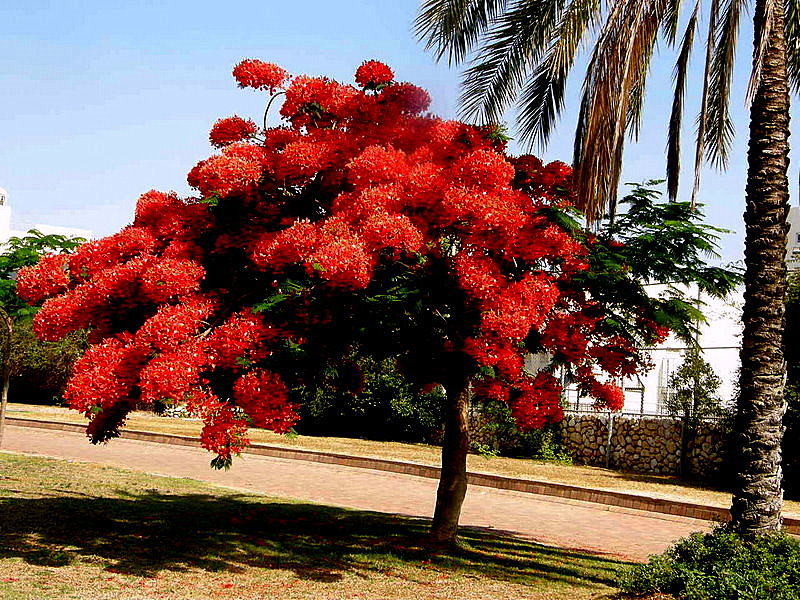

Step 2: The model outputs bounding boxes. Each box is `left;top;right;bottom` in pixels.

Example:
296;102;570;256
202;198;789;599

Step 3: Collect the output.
662;0;686;44
516;0;602;148
415;0;507;64
667;0;701;201
706;0;743;169
573;0;669;221
688;0;721;208
787;0;800;91
458;0;567;125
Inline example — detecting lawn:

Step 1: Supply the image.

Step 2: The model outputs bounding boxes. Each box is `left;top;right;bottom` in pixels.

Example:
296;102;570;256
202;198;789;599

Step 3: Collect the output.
0;452;626;599
8;402;800;515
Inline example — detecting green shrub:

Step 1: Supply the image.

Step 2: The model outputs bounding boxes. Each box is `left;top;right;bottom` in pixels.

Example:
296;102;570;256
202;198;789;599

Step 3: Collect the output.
471;400;571;461
9;318;88;405
296;356;445;443
618;527;800;599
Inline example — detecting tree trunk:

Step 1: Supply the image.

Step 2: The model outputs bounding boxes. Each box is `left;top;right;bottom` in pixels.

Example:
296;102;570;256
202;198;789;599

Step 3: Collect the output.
0;309;12;448
430;376;471;545
730;0;791;536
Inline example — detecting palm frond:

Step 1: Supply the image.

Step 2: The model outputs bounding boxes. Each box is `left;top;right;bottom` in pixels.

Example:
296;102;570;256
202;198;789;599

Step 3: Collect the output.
787;0;800;91
458;0;568;125
667;0;701;201
689;0;721;208
414;0;508;64
662;0;685;44
706;0;743;169
626;32;660;141
574;0;669;221
516;0;602;148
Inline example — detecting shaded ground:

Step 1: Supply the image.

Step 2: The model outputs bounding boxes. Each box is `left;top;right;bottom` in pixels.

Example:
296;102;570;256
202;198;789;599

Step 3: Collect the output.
0;453;624;600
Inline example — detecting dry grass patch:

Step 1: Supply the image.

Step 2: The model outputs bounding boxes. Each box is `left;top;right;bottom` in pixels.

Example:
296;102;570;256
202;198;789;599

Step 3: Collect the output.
0;452;623;599
10;402;793;516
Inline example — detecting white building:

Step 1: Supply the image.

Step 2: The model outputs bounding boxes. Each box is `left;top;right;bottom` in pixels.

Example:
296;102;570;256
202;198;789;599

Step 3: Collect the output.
563;283;742;415
565;204;800;414
0;187;92;244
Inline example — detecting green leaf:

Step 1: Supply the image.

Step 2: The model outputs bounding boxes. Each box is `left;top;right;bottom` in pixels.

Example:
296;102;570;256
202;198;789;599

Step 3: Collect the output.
252;294;288;313
210;455;233;470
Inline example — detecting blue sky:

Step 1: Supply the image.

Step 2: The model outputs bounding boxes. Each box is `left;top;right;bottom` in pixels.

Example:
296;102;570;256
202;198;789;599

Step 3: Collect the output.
1;1;796;263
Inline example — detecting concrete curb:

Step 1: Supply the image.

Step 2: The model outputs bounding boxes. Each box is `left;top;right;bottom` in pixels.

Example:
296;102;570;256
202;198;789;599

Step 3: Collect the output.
8;416;799;534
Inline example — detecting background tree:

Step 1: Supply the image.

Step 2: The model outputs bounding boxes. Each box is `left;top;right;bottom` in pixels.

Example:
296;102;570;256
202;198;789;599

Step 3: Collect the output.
666;348;725;422
416;0;794;537
666;347;726;476
0;230;86;446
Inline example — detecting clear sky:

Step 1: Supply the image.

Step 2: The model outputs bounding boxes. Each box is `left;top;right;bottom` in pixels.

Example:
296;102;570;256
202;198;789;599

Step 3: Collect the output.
2;1;797;264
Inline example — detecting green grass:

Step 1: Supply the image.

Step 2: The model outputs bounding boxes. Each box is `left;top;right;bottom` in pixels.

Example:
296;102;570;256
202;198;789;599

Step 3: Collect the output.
0;452;626;599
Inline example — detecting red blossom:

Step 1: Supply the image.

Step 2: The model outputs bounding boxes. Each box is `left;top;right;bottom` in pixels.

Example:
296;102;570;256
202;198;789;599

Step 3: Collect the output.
590;380;626;411
232;59;289;92
511;372;564;430
380;83;431;115
355;60;394;89
209;116;258;147
16;255;70;304
233;369;298;432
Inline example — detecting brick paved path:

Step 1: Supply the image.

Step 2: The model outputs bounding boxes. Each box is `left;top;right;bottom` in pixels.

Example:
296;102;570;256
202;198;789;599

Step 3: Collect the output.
1;425;711;562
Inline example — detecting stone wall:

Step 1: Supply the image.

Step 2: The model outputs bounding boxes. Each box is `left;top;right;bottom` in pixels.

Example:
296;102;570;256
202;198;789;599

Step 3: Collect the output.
558;413;728;479
559;414;608;465
684;420;729;479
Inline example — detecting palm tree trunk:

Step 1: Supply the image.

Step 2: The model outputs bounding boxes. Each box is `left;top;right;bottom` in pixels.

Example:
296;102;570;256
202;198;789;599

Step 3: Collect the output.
430;376;471;545
730;0;791;536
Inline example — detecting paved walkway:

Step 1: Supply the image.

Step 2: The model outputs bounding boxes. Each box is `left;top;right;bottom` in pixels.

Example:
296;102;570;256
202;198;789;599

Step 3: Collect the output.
1;425;711;562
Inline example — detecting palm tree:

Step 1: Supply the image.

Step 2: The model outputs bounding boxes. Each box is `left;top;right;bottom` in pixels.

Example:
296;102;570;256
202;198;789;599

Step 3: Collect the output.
416;0;794;537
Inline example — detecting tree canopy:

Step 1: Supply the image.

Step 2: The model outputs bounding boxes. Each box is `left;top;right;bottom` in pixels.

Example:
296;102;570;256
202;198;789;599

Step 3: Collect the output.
16;59;679;467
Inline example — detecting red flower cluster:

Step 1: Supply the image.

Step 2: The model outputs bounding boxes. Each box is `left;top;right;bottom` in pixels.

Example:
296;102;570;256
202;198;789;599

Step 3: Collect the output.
209;116;258;148
232;59;289;92
355;60;394;89
233;370;297;432
16;255;70;304
19;59;667;462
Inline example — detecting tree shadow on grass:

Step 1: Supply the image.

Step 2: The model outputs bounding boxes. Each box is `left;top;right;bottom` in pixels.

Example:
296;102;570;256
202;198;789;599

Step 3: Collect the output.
0;491;625;590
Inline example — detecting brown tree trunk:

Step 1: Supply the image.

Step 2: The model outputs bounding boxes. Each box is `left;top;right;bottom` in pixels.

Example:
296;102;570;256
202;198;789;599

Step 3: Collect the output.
0;309;12;448
430;376;471;545
730;0;791;536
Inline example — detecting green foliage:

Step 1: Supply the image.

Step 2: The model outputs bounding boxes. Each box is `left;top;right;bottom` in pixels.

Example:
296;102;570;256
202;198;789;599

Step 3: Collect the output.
472;400;571;462
297;355;446;443
8;318;87;404
575;182;743;346
0;230;87;402
618;527;800;599
665;348;725;422
0;230;85;318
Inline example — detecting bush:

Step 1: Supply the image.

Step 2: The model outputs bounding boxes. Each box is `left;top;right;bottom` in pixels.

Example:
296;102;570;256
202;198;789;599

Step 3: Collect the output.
9;318;87;404
471;400;571;461
296;356;446;443
618;527;800;599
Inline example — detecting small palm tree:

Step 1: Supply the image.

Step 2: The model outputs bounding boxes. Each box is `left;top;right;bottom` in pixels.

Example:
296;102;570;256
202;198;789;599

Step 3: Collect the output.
417;0;795;537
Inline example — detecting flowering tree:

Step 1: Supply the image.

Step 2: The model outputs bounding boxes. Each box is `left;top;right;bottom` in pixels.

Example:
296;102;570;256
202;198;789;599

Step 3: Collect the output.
18;59;671;543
